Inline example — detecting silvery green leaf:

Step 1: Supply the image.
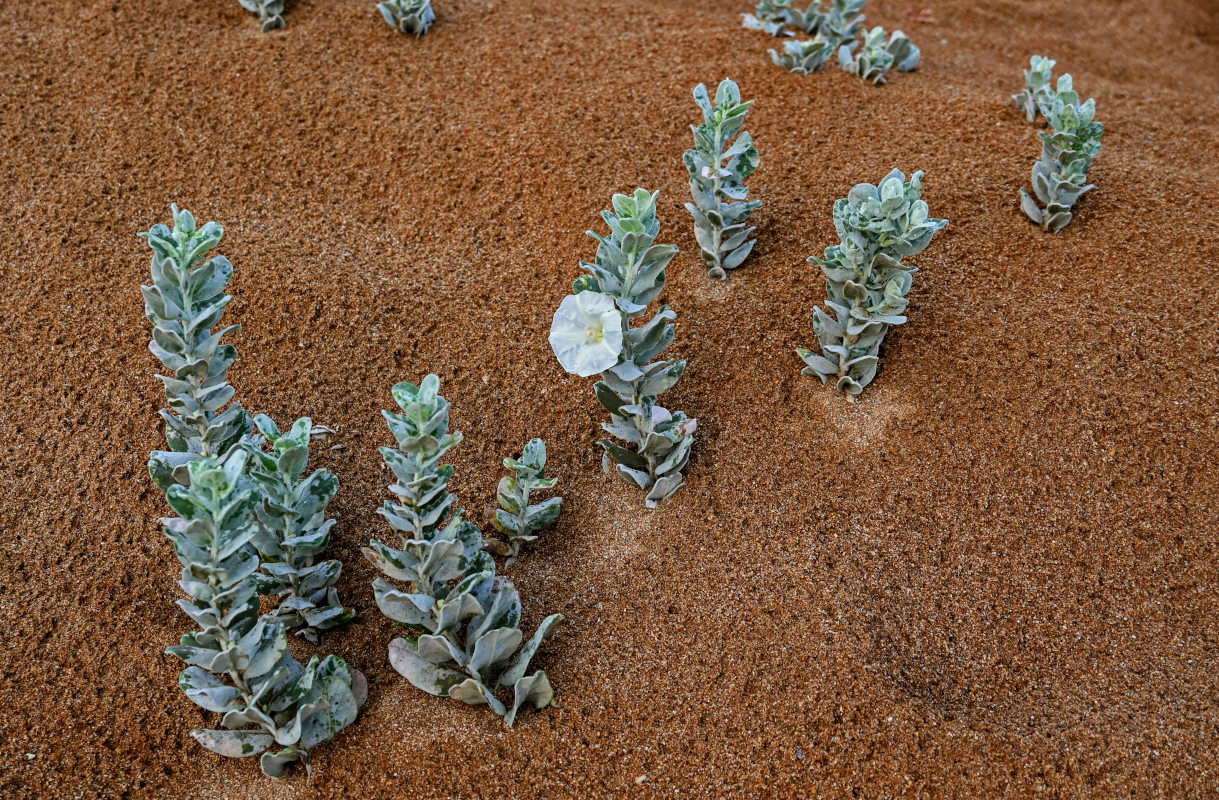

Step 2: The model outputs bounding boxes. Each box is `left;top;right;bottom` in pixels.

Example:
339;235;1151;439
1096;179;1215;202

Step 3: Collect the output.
1046;211;1073;233
796;348;838;376
645;474;685;508
300;676;359;749
616;464;654;490
599;439;649;470
259;748;302;779
504;671;556;727
448;679;508;716
180;667;243;713
722;239;756;270
372;577;434;625
497;614;562;688
191;729;273;758
388;637;467;696
469;627;524;678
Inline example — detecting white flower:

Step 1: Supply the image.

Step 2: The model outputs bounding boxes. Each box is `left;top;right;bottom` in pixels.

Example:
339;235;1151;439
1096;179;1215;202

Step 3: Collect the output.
548;291;624;377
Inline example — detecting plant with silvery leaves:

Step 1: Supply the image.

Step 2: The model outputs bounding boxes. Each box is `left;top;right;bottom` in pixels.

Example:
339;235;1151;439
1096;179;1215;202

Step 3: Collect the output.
770;37;835;74
142;207;353;636
1019;76;1103;233
746;0;867;49
813;0;868;49
491;439;562;566
742;0;795;36
142;206;253;490
364;376;562;725
796;170;947;399
242;416;355;643
378;0;434;36
238;0;285;32
166;454;365;778
837;27;920;84
549;189;697;508
684;79;761;280
1014;55;1056;124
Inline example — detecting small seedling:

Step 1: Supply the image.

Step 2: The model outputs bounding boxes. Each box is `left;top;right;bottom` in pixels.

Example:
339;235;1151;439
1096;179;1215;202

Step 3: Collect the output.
796;169;947;399
378;0;435;36
837;27;919;84
684;79;761;280
492;439;562;565
549;189;697;508
1013;55;1056;124
1019;75;1103;232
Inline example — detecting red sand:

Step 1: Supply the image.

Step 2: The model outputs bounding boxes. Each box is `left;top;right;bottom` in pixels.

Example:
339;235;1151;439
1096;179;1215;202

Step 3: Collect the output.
1;0;1217;797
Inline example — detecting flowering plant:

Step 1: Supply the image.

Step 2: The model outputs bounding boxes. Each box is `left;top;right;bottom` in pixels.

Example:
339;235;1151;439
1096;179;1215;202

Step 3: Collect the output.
549;189;696;507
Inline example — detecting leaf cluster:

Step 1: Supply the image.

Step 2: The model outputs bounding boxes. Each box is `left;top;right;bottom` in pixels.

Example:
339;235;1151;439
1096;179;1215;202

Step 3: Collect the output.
378;0;434;37
683;79;761;280
796;170;947;398
365;375;562;725
1019;73;1104;233
492;438;562;565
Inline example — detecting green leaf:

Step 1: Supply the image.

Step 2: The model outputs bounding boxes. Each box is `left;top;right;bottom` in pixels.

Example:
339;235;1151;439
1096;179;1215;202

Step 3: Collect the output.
191;729;273;758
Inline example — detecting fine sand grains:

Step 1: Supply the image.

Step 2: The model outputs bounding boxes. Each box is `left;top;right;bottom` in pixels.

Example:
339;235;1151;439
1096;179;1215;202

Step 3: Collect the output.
1;0;1217;798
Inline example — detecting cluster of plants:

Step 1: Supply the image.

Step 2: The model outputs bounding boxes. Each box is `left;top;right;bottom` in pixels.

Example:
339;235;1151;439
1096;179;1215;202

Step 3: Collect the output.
364;376;562;724
142;207;362;777
227;0;434;35
131;4;1122;783
747;0;920;83
745;0;866;48
684;79;761;281
795;170;947;399
142;207;567;776
1014;56;1104;233
548;188;697;507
